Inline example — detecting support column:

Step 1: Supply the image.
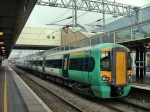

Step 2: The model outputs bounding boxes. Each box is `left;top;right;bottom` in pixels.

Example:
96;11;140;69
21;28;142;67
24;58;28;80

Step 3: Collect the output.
136;47;139;78
144;48;146;76
140;46;143;79
74;0;77;27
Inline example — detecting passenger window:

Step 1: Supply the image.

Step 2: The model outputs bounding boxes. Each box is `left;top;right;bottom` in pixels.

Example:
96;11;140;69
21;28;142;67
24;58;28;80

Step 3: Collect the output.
69;58;83;71
46;59;62;68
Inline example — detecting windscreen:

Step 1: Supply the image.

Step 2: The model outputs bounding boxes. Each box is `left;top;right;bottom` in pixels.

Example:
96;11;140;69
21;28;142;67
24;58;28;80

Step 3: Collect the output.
100;51;111;71
127;52;132;70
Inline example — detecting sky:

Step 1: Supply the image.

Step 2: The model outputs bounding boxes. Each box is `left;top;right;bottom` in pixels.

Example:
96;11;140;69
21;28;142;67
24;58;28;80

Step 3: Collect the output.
8;0;150;59
25;0;150;30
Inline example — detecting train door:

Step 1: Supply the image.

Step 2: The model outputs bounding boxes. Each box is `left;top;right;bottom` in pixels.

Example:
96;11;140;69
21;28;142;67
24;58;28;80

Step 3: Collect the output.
24;60;25;68
82;52;91;84
42;57;45;72
35;58;38;71
62;54;69;78
111;47;127;85
31;59;33;69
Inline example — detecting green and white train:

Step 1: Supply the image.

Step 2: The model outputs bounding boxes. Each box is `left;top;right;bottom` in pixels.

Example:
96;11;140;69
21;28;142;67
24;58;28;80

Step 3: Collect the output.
15;43;132;98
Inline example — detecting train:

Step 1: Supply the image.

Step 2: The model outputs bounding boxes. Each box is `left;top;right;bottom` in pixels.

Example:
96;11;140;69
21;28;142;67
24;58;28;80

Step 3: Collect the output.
15;43;132;98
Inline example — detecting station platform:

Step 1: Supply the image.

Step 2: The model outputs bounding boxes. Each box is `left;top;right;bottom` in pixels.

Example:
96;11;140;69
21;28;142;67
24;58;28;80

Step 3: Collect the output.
0;65;51;112
1;64;150;112
131;72;150;90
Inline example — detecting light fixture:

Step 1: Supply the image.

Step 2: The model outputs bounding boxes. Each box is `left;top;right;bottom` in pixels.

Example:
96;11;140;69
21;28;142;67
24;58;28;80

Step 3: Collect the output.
0;32;3;35
2;49;5;52
1;47;5;49
0;28;3;35
0;42;4;44
0;39;4;44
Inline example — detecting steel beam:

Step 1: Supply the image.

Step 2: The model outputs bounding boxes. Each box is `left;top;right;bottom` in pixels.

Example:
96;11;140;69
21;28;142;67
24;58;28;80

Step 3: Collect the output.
36;0;140;16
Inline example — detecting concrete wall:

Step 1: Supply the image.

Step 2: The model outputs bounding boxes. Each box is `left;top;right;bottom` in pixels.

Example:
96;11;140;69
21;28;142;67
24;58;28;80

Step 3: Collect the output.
61;28;86;46
16;27;61;46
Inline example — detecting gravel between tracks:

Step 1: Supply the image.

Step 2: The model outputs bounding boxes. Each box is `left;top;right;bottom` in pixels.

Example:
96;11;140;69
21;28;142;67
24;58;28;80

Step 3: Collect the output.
19;74;78;112
14;67;150;112
17;72;115;112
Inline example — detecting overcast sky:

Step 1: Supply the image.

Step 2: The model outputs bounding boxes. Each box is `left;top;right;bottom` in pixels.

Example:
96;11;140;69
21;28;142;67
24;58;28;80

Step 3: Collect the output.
25;0;150;30
9;0;150;58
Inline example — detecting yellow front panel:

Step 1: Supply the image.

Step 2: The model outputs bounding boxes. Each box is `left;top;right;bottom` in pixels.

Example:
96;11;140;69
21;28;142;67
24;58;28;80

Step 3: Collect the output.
127;70;132;75
101;71;112;81
116;52;126;85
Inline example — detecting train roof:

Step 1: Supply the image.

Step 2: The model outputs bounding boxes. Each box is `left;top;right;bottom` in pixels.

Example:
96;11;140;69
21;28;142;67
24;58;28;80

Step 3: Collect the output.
18;43;128;60
45;45;95;57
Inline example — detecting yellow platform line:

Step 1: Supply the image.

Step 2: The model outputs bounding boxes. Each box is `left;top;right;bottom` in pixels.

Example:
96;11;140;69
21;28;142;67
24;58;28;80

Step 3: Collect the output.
4;66;7;112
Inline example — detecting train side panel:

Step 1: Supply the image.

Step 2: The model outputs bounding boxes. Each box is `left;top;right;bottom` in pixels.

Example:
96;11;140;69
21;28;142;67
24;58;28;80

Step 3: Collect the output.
45;54;63;77
67;51;93;84
68;51;84;82
15;43;132;98
82;51;91;84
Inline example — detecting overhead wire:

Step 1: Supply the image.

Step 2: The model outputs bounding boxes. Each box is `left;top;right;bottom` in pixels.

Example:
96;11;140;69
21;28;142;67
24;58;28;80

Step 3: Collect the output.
13;9;72;58
28;9;72;46
33;10;90;45
90;16;119;31
19;9;72;50
15;10;90;58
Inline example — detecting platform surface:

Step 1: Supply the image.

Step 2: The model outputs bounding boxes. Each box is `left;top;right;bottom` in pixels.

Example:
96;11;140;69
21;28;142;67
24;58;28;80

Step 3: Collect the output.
0;65;51;112
132;71;150;90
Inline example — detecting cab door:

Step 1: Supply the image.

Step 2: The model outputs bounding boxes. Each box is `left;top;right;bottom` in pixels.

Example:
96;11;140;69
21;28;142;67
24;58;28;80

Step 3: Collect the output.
111;47;127;86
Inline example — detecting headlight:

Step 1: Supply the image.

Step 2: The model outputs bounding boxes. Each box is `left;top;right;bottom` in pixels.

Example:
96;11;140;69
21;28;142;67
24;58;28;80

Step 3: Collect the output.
102;75;110;81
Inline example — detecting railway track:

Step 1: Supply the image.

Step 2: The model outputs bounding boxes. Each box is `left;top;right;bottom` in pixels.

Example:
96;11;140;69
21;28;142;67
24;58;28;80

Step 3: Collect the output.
116;98;150;112
11;66;150;112
12;66;125;112
13;68;82;112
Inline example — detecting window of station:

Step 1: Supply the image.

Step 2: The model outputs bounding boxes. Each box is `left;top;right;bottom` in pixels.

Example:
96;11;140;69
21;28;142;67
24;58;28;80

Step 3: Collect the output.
115;29;131;43
46;59;62;68
82;40;90;47
127;53;132;70
70;43;76;50
132;24;150;39
102;33;114;43
100;51;111;71
65;46;69;50
76;42;82;49
91;37;101;45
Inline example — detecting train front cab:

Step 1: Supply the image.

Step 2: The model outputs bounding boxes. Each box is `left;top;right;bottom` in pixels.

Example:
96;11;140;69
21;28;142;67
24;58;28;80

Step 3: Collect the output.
92;47;132;98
